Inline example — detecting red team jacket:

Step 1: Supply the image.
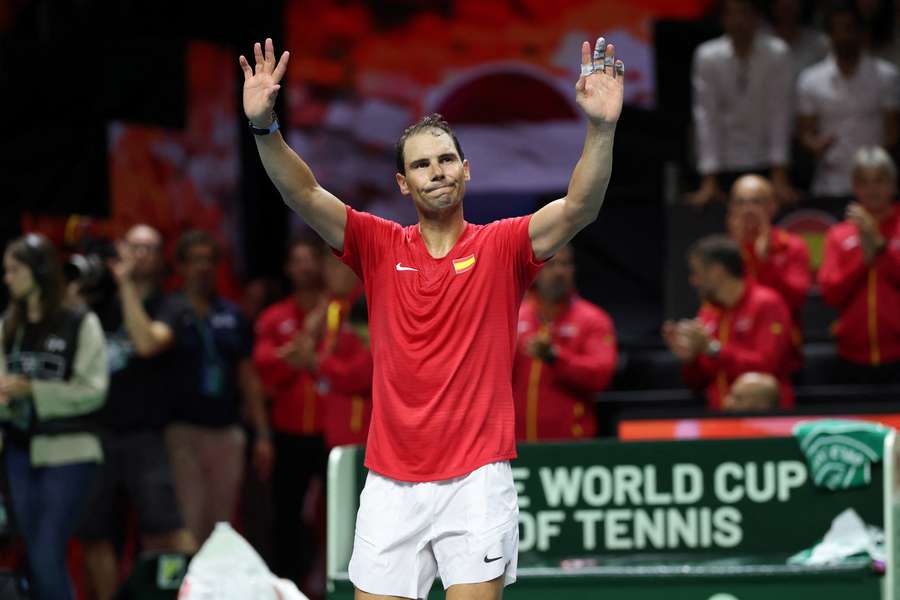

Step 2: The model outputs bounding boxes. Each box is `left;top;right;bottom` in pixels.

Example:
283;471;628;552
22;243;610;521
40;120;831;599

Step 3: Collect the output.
253;298;322;435
317;297;373;448
684;281;795;410
740;227;811;371
818;206;900;365
512;294;617;441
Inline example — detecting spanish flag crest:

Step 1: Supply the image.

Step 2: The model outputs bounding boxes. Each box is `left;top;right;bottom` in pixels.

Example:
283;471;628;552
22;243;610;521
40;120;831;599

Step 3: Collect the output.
452;254;476;274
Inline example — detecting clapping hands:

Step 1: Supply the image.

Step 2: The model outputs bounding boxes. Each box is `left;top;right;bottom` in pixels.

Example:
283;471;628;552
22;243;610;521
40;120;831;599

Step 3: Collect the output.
662;319;711;362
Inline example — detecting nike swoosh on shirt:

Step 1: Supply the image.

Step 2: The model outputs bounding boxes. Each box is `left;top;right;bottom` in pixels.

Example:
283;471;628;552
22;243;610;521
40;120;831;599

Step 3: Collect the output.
483;555;503;563
395;262;419;272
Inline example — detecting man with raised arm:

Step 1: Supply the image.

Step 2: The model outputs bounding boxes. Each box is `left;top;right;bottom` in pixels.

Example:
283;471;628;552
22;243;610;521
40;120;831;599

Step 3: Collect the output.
239;37;623;600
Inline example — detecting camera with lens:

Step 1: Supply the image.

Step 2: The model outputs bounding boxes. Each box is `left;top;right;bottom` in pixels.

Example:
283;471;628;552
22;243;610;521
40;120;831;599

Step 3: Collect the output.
64;238;118;308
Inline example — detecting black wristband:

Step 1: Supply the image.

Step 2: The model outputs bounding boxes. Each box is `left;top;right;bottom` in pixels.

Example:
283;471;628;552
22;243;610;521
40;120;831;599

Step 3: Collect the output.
250;112;279;136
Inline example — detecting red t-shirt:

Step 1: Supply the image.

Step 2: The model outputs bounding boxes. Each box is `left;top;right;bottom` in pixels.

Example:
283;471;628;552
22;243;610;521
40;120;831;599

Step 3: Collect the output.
334;206;543;481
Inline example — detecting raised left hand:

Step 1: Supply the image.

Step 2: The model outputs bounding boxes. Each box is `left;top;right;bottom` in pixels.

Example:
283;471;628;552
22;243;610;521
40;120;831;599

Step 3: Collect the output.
575;37;625;128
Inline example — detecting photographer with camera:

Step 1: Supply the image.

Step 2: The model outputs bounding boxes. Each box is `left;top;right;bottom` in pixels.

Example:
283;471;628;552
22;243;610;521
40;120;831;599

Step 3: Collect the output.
78;224;196;600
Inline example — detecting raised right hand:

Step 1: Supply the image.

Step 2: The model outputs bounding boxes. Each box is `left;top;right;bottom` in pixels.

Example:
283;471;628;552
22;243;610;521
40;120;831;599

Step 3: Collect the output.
107;241;136;284
239;38;290;127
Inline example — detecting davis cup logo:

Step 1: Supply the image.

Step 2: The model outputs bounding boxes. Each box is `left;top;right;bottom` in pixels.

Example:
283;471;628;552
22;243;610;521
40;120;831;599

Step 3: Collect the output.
801;433;880;490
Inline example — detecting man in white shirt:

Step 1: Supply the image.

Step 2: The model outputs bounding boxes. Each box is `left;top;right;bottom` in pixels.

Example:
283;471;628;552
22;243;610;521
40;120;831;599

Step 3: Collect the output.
689;0;795;207
796;1;900;199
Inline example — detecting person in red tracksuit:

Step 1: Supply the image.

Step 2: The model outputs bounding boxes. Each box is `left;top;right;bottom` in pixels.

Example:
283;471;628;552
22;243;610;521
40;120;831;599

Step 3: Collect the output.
663;235;795;410
252;238;326;587
819;146;900;383
315;253;372;448
513;245;617;441
727;174;811;372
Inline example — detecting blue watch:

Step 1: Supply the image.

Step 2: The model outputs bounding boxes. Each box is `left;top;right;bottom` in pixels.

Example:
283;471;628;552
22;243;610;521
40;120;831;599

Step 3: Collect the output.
250;112;280;135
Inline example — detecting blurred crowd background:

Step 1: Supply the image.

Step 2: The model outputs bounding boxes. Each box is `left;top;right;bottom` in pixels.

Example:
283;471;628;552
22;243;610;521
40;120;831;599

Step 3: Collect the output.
1;0;900;599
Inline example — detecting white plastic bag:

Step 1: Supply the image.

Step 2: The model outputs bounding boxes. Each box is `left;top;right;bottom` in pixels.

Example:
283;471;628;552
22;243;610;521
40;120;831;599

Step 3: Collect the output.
178;522;308;600
788;508;885;566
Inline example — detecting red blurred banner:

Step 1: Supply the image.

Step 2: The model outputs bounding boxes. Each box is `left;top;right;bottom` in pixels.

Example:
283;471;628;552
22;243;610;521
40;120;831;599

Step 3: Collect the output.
23;42;243;299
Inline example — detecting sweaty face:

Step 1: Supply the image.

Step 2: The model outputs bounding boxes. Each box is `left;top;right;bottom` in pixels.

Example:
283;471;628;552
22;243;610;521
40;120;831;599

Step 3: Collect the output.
535;246;575;302
3;253;36;300
853;167;896;217
286;245;322;290
396;130;470;218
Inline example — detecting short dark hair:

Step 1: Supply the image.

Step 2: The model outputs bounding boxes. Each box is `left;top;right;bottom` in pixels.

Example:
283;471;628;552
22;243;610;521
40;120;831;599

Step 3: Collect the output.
395;113;465;175
688;235;745;279
175;230;220;263
718;0;762;15
825;0;863;33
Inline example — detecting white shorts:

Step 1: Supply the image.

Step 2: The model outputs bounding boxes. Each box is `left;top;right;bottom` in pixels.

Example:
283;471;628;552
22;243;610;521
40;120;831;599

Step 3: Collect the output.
349;461;519;599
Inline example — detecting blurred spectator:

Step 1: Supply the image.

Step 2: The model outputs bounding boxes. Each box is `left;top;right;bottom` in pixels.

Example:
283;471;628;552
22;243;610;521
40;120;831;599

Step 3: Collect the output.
872;0;900;68
727;175;812;372
240;276;283;323
856;0;895;53
689;0;795;207
723;372;781;411
663;235;796;410
316;253;372;449
253;238;327;586
768;0;830;79
79;225;196;600
0;234;108;600
797;1;900;199
163;231;272;545
512;245;617;441
819;146;900;382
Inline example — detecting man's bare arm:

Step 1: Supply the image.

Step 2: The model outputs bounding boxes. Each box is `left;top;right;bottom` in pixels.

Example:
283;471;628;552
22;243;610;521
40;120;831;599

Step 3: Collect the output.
240;38;346;251
119;280;172;357
108;249;171;357
529;38;623;261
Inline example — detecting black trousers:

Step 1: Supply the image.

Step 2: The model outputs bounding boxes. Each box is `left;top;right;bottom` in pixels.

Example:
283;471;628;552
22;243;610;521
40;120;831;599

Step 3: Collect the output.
270;432;326;586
